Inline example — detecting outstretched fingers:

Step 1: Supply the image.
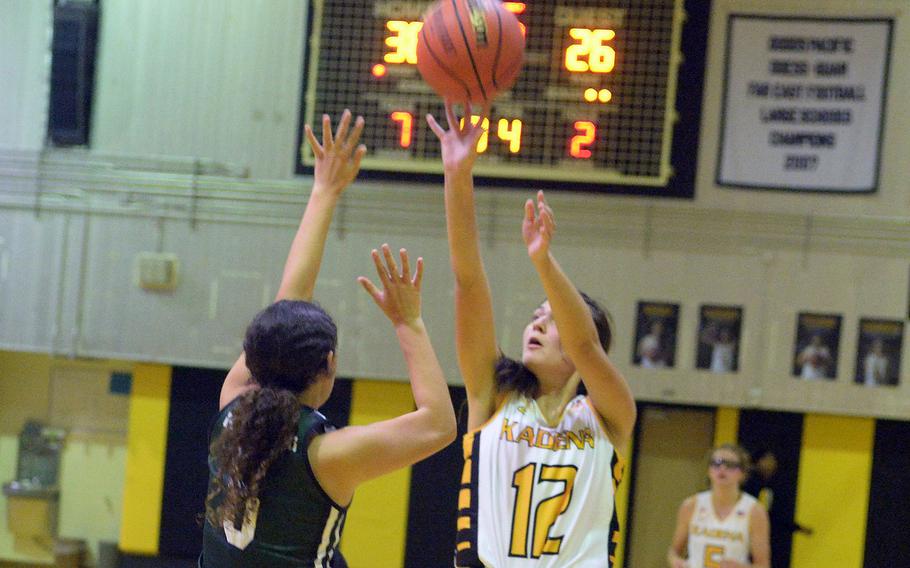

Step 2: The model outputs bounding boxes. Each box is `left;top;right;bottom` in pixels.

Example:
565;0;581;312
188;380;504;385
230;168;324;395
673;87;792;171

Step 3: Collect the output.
381;244;400;279
412;256;424;288
321;114;334;151
334;109;352;146
371;248;392;286
343;115;365;154
445;99;459;132
524;198;536;223
537;191;555;233
357;276;382;303
304;124;324;160
426;113;446;140
399;249;411;282
351;144;367;172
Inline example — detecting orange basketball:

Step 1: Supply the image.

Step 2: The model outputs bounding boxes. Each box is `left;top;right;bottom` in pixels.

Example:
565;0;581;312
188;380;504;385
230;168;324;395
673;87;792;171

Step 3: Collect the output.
416;0;525;104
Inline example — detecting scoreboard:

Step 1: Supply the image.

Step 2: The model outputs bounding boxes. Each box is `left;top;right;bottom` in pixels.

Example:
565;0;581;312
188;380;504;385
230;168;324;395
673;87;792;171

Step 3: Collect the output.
297;0;691;191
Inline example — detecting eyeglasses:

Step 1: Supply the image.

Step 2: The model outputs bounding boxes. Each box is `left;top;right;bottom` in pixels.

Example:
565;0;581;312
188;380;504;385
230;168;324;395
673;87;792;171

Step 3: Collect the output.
709;458;742;470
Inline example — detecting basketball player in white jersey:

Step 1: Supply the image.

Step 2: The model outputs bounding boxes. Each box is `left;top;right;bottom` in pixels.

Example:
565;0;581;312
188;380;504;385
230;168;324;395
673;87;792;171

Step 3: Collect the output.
668;444;770;568
427;102;636;568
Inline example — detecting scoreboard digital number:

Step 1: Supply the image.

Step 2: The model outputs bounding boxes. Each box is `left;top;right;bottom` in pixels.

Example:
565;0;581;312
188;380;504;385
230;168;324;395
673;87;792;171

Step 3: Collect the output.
298;0;687;189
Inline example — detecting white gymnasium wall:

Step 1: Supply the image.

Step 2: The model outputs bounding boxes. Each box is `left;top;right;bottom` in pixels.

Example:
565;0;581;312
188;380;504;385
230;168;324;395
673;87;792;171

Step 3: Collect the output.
91;0;307;179
0;0;908;418
0;0;52;150
0;180;907;418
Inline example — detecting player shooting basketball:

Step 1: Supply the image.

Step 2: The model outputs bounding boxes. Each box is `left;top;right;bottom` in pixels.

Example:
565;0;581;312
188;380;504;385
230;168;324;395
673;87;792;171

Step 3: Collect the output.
427;100;636;568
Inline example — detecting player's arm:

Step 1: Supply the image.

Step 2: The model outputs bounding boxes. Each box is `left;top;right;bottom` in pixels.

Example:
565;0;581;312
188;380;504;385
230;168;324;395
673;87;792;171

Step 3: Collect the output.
308;246;456;505
667;496;694;568
220;111;367;409
523;191;636;448
427;101;500;428
746;503;771;568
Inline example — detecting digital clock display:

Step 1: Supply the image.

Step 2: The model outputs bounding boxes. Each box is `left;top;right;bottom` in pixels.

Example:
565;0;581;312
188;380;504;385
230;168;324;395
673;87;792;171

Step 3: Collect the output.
297;0;692;190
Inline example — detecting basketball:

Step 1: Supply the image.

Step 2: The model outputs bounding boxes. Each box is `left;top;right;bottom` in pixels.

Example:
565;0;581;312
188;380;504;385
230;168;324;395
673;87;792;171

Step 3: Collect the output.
416;0;525;104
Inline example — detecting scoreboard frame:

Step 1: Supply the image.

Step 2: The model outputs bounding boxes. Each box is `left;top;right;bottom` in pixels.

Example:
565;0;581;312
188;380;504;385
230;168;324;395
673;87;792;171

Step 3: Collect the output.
294;0;710;198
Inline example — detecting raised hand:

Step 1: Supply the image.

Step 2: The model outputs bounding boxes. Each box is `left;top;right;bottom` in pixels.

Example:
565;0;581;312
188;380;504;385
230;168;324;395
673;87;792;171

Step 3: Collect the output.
358;245;424;327
426;100;489;175
303;109;367;196
522;190;555;263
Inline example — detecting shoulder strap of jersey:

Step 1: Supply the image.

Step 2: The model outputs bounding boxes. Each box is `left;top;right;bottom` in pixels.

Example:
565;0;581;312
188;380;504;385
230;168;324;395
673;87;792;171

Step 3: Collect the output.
296;407;333;454
209;397;240;443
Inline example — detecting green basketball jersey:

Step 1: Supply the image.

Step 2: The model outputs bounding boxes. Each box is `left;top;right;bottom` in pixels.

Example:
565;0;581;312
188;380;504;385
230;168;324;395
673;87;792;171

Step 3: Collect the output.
201;399;348;567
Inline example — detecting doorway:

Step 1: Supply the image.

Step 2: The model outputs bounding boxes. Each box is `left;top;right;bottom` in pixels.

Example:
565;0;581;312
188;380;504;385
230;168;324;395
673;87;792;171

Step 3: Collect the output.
625;404;716;568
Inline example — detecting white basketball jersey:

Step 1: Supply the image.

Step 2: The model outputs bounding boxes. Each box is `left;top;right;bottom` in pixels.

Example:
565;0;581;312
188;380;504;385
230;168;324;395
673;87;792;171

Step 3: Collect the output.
687;491;756;567
455;394;622;568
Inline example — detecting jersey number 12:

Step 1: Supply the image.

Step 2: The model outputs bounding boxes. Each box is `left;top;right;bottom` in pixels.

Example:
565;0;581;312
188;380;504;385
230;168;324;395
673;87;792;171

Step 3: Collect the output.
509;463;578;558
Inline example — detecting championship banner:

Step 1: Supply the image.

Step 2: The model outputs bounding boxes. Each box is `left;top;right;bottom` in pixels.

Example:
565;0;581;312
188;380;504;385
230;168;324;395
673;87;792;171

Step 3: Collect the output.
717;16;893;193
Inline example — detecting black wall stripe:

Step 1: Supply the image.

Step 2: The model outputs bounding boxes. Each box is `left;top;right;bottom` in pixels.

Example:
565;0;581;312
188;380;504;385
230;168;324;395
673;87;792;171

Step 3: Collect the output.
321;377;353;429
159;366;224;558
158;368;353;560
404;386;468;568
864;420;910;568
737;410;804;568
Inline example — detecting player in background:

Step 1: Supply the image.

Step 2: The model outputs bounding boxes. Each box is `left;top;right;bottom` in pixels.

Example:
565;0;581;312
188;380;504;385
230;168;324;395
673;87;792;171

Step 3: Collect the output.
427;101;636;568
201;111;456;568
668;444;770;568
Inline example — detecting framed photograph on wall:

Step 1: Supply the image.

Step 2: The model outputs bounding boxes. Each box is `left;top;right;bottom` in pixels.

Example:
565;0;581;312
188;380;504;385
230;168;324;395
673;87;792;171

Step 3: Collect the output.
854;319;904;387
633;301;680;369
696;305;743;373
792;312;842;380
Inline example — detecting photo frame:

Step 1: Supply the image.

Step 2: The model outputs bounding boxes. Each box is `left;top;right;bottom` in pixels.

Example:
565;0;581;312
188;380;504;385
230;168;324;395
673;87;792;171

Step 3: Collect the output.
633;301;680;369
854;319;903;387
696;305;743;374
792;312;842;380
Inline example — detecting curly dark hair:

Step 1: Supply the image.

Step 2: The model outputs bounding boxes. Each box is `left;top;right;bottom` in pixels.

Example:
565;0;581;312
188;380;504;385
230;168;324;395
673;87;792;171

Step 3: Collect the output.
495;291;613;398
205;388;300;529
205;300;337;530
243;300;337;393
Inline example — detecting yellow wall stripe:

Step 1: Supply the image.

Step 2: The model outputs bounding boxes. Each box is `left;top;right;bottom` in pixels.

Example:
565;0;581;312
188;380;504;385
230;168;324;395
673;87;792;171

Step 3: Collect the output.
119;363;172;554
713;407;740;447
340;379;414;567
791;414;874;568
613;436;633;568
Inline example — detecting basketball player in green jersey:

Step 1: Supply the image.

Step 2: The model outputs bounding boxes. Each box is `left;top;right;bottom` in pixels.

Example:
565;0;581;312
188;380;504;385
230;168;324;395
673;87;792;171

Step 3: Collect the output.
201;111;456;567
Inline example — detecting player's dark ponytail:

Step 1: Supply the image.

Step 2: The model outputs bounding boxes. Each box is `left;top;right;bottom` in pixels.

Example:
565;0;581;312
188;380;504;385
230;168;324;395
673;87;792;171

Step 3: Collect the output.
206;388;300;529
205;300;337;529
